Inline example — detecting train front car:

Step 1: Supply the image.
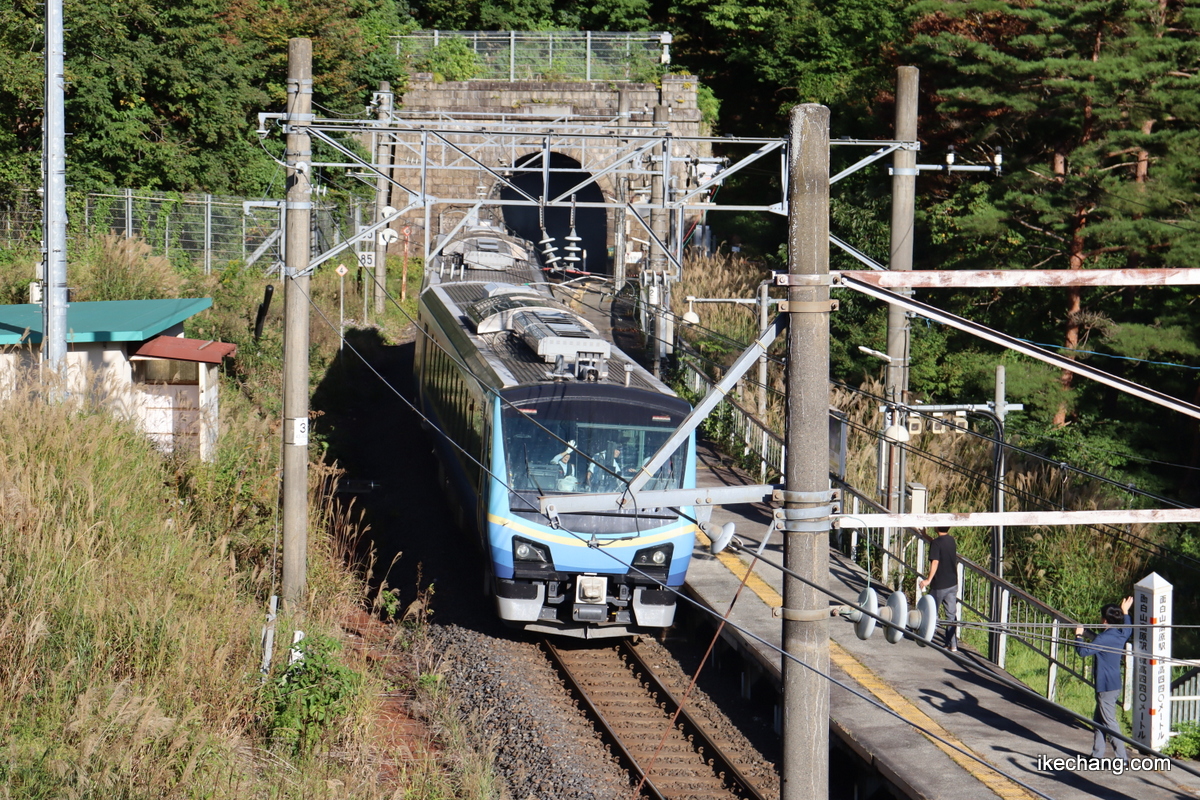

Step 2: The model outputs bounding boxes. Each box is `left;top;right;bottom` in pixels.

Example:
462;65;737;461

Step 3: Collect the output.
416;217;697;638
489;384;697;638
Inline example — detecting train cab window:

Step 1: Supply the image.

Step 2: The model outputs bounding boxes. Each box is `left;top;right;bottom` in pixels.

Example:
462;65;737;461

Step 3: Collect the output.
501;397;687;495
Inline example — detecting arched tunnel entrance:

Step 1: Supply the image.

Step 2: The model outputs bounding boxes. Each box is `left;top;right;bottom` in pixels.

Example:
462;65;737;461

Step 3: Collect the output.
500;152;609;275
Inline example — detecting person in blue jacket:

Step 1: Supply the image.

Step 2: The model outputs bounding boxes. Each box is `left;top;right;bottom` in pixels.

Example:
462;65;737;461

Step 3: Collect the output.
1074;596;1134;761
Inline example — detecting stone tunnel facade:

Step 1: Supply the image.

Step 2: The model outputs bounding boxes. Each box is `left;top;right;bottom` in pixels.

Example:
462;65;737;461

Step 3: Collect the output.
384;74;710;274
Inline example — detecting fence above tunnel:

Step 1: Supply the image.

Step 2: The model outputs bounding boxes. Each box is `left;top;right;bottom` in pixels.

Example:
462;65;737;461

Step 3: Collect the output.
394;31;672;82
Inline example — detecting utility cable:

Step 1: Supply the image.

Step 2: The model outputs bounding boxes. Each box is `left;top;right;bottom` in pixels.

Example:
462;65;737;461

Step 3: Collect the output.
300;275;1191;791
845;414;1200;574
1014;338;1200;372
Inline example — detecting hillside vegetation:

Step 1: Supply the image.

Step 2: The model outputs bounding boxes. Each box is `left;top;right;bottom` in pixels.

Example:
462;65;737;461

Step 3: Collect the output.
0;239;479;797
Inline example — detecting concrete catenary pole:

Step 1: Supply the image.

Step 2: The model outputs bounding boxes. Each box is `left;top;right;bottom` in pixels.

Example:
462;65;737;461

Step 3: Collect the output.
650;105;670;377
886;67;918;400
282;38;313;608
43;0;68;370
783;103;831;800
373;81;393;316
884;68;918;556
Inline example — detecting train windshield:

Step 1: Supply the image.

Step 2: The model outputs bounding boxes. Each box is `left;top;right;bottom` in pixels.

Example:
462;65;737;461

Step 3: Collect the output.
502;395;688;495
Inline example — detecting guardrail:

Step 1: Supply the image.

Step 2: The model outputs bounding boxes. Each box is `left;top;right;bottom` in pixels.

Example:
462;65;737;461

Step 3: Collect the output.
678;356;783;482
673;350;1162;711
837;481;1096;703
1173;664;1200;728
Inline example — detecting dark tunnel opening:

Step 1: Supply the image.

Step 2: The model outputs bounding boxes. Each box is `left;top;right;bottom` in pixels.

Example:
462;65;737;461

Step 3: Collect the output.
500;152;609;275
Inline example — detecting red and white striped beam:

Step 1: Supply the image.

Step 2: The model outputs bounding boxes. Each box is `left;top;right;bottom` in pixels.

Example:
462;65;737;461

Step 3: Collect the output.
837;268;1200;289
835;508;1200;529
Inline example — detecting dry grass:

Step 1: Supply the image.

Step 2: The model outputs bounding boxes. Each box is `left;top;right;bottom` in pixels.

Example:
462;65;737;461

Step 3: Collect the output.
0;228;514;797
0;372;267;796
674;254;1154;624
0;360;452;796
72;235;185;301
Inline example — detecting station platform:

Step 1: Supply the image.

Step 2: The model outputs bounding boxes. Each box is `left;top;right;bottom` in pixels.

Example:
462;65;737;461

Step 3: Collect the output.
683;443;1200;800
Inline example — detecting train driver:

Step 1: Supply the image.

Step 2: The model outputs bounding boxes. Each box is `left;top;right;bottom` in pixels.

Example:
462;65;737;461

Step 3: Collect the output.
551;441;579;491
585;442;636;489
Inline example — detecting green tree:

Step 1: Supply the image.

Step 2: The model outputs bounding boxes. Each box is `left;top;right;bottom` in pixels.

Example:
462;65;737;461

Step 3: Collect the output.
907;0;1200;430
221;0;408;113
408;0;651;31
0;0;44;199
0;0;408;199
63;0;272;193
663;0;911;134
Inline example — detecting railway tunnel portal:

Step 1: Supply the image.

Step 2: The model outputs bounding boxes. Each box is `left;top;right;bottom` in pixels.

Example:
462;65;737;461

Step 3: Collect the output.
384;70;711;277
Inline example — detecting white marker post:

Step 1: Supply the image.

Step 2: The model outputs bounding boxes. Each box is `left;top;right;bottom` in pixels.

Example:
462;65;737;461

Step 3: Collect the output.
1133;572;1172;751
336;263;348;349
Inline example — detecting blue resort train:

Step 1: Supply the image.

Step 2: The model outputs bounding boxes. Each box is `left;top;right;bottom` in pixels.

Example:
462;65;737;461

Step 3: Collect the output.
414;217;697;638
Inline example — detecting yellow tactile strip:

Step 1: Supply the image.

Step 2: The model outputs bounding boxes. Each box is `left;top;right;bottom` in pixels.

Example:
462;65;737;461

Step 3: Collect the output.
696;530;1034;800
827;640;1034;800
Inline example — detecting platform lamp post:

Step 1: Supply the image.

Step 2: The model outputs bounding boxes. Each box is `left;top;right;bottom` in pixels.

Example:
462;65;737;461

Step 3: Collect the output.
908;366;1022;665
859;345;910;586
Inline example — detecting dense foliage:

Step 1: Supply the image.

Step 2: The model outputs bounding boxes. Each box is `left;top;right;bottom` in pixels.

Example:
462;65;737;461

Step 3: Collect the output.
4;0;1200;651
0;0;406;198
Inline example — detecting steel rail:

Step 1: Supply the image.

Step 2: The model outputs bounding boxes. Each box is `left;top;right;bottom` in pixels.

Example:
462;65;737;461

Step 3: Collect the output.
617;640;769;800
542;639;770;800
541;640;668;800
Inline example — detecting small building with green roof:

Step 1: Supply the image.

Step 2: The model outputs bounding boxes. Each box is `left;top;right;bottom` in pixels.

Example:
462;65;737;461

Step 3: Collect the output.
0;298;236;460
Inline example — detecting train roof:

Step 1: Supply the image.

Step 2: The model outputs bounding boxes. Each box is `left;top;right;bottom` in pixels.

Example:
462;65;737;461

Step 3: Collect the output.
422;223;671;396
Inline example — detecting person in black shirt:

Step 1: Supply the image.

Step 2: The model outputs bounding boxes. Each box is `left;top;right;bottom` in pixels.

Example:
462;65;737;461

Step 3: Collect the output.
918;526;959;652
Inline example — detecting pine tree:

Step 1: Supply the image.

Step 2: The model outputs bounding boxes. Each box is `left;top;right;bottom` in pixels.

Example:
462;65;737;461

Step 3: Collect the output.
909;0;1200;429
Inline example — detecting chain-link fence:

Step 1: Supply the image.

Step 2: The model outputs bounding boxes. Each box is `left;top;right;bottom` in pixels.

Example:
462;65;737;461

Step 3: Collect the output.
395;31;670;82
0;188;356;274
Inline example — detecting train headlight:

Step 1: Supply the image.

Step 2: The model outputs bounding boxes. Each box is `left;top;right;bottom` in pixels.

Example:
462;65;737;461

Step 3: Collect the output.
632;544;673;569
513;538;548;563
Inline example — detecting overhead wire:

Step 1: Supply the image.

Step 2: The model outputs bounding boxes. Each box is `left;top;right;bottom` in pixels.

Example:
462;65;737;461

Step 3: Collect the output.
295;283;1076;796
567;286;1200;575
1013;337;1200;372
294;265;1200;791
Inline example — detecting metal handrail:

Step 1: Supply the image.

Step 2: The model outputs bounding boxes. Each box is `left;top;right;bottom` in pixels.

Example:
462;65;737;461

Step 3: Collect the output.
678;351;1101;701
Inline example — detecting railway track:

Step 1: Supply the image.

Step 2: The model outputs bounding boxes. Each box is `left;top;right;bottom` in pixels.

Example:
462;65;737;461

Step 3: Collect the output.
542;638;772;800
